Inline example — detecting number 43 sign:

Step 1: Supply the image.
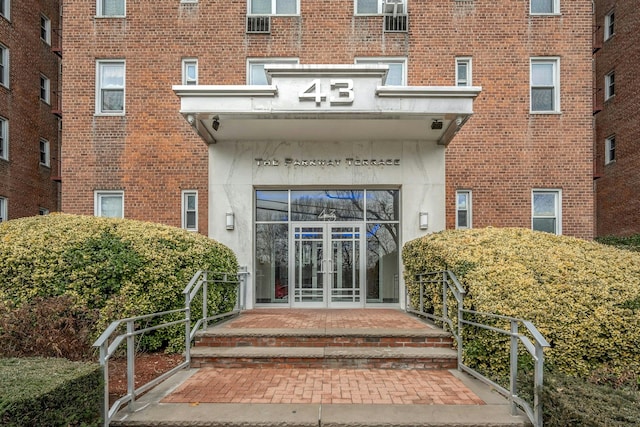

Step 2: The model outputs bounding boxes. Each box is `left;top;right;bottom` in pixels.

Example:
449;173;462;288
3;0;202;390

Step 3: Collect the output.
298;79;355;106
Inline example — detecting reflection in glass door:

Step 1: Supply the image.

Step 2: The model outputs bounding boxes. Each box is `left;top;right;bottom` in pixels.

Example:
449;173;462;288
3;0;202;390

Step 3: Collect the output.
291;223;364;307
292;226;325;305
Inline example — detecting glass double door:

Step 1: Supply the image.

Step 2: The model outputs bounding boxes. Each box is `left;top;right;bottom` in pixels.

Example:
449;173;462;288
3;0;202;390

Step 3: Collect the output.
291;223;364;307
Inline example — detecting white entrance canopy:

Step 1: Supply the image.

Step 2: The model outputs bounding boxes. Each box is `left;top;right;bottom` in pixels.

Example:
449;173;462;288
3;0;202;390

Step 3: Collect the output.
173;64;481;145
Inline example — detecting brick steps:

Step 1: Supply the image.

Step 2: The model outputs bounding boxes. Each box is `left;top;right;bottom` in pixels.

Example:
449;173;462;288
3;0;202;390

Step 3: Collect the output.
191;326;457;370
190;346;457;369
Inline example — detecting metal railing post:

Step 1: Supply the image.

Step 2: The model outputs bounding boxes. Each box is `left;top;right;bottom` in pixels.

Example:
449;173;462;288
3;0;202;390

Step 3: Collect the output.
202;271;208;330
418;275;424;313
126;320;136;411
534;342;545;427
184;286;191;366
100;345;109;427
509;320;519;416
442;271;448;331
456;274;464;370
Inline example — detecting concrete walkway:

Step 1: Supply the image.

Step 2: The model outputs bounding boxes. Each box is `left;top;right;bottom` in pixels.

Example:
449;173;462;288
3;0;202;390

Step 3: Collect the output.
110;310;531;426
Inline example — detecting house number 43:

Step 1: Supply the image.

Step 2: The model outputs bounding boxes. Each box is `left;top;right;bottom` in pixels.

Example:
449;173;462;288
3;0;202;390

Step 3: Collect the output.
299;79;355;105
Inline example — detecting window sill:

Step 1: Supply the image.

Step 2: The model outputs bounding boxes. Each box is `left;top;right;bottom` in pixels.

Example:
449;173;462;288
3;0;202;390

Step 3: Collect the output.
529;111;562;115
530;13;561;16
94;15;127;19
94;112;126;117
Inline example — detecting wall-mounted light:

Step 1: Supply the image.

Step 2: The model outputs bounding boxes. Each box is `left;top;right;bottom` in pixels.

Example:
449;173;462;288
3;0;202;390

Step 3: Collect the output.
419;212;428;230
212;115;220;131
186;114;195;126
431;120;443;130
226;211;235;230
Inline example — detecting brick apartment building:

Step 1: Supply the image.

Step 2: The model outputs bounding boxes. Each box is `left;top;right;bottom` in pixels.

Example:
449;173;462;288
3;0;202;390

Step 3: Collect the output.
593;0;640;237
0;0;62;222
62;0;594;309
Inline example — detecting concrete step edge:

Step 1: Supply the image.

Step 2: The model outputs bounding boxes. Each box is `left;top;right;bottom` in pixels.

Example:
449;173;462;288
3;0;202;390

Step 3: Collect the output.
196;327;453;338
190;346;457;359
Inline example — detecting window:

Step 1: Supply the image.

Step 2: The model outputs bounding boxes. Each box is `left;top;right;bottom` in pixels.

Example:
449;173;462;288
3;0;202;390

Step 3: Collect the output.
96;61;125;114
605;10;614;40
0;44;8;88
39;139;50;167
40;14;51;44
605;71;615;100
0;117;7;161
182;59;198;85
532;190;561;235
0;0;9;20
249;0;298;15
605;135;616;165
248;58;298;85
530;58;560;113
0;197;6;223
95;191;124;218
456;190;472;229
98;0;125;17
531;0;558;14
40;74;50;104
39;208;49;215
456;57;472;86
355;57;406;85
182;191;198;231
356;0;405;14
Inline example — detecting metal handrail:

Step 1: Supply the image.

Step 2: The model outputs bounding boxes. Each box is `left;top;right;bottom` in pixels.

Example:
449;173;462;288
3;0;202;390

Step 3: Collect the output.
93;268;248;427
406;270;550;427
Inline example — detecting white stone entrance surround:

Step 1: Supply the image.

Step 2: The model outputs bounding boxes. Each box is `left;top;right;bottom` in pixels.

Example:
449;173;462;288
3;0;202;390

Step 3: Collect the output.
173;64;481;309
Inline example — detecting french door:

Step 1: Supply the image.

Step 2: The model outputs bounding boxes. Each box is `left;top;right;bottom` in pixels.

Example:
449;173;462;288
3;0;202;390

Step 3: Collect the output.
291;223;364;308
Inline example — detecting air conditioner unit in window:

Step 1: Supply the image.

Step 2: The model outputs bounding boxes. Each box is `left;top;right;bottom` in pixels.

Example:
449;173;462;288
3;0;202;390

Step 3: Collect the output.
383;0;404;16
247;15;271;33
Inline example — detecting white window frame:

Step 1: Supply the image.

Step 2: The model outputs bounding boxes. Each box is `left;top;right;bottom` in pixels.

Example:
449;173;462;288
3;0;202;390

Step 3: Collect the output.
94;191;124;218
247;0;299;16
182;190;198;231
455;57;472;87
530;0;559;15
355;57;407;86
182;58;198;85
605;71;615;100
0;197;6;223
96;60;125;115
0;44;9;88
39;139;50;167
39;207;49;215
40;14;51;45
0;117;7;161
532;189;562;235
247;58;299;85
530;58;560;113
355;0;406;15
604;10;614;40
0;0;9;21
455;190;472;229
97;0;126;17
40;74;50;104
605;135;616;165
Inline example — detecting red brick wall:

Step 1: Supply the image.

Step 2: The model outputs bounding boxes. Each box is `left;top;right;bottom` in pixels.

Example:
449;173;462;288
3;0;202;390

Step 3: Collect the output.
0;0;61;219
594;0;640;237
62;0;594;239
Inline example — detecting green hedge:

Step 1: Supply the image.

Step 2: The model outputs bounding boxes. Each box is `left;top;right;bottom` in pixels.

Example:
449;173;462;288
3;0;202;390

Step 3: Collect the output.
542;371;640;427
597;234;640;252
402;228;640;378
0;214;239;354
0;358;101;426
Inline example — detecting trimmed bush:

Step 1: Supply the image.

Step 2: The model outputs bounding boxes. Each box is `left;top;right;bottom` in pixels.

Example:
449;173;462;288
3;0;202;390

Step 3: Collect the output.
0;213;238;354
542;371;640;427
597;234;640;252
0;358;101;426
402;227;640;379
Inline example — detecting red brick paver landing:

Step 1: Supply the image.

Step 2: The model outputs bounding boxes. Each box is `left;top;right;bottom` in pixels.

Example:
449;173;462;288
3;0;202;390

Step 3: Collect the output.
162;368;485;405
223;309;430;330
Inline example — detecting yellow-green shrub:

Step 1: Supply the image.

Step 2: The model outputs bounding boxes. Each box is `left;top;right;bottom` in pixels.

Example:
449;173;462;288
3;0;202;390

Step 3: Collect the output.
0;214;238;354
403;227;640;378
